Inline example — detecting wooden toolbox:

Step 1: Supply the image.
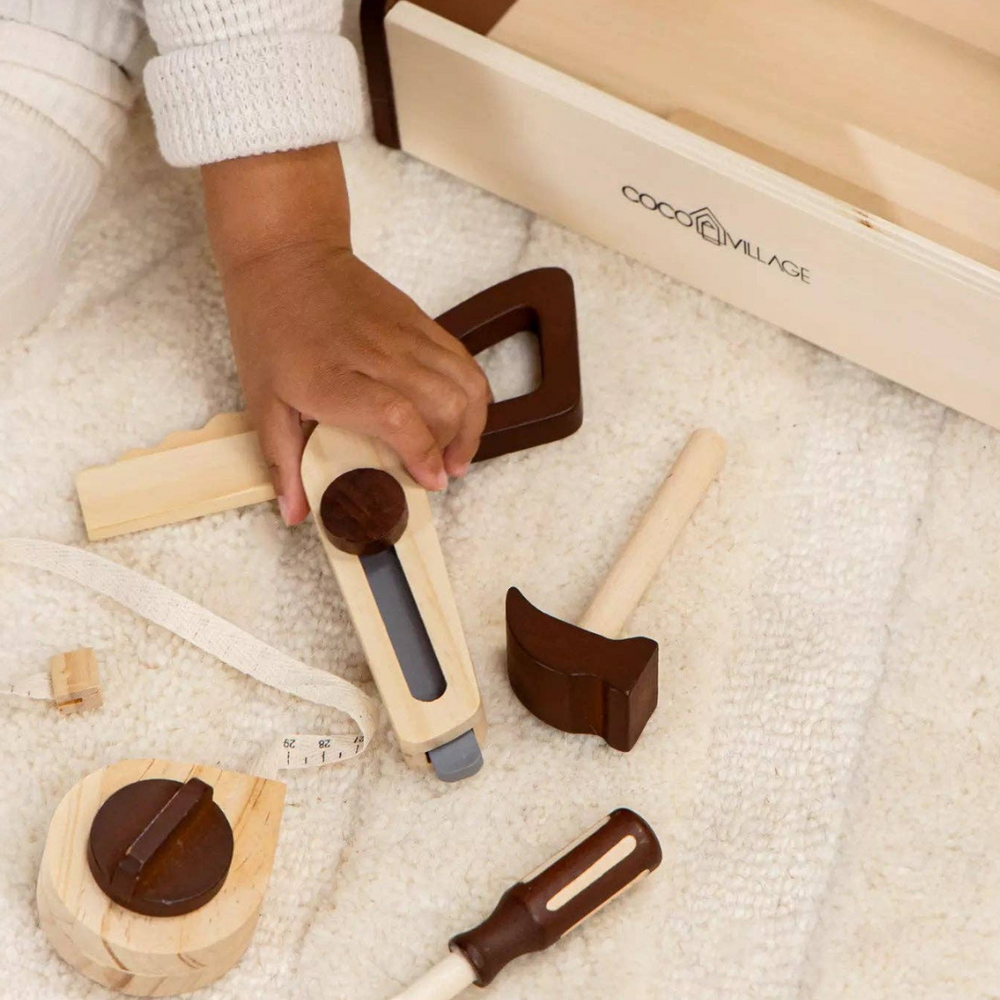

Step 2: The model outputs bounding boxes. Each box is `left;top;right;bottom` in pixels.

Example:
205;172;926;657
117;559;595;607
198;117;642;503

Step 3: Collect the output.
362;0;1000;426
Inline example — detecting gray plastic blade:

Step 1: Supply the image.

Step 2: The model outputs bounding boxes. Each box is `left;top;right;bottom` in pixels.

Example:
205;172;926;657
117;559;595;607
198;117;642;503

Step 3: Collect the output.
360;547;483;781
361;547;446;702
427;729;483;782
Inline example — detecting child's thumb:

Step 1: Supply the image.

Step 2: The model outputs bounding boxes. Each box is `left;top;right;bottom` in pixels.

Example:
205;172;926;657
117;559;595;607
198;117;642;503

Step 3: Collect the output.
254;401;310;526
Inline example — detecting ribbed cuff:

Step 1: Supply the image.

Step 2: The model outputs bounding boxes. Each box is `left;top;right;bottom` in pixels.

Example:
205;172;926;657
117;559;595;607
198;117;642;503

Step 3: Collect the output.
0;0;145;67
0;21;134;163
144;32;364;167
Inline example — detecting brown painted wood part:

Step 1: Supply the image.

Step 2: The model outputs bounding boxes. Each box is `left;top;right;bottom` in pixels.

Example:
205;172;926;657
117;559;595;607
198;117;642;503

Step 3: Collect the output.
49;648;103;715
88;777;234;918
506;588;658;752
360;0;518;147
450;808;662;985
320;468;409;555
440;267;582;462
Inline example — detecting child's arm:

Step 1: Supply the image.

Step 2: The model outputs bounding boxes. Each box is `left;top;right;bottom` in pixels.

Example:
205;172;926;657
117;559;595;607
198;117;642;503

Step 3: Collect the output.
200;143;490;525
143;2;489;524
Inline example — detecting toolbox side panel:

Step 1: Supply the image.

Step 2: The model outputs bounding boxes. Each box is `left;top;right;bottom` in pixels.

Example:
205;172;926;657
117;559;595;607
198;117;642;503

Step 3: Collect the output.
387;3;1000;428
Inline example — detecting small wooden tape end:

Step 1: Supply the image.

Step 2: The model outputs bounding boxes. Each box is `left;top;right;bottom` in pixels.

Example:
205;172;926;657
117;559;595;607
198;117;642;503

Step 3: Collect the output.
49;648;103;716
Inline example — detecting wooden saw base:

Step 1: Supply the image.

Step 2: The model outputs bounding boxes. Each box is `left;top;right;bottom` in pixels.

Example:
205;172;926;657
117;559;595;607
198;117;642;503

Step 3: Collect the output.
37;759;286;997
75;413;273;542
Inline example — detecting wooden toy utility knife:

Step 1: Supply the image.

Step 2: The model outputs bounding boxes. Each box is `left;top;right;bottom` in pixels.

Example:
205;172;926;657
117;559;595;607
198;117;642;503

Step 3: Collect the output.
300;270;583;780
302;428;487;778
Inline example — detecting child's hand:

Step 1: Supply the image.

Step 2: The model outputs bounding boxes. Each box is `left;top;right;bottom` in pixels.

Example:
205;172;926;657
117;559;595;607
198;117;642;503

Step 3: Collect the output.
201;145;490;526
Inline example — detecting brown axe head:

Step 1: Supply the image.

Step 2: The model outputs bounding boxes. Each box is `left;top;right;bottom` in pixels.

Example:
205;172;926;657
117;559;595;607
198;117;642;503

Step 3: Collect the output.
505;588;658;752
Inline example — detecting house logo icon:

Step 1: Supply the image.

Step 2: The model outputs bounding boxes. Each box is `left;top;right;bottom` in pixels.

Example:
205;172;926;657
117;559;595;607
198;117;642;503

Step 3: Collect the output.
620;186;729;246
621;183;812;283
690;206;725;246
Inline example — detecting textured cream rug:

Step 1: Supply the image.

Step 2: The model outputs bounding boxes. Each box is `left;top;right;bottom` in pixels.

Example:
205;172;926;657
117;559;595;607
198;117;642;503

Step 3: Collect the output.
2;30;999;1000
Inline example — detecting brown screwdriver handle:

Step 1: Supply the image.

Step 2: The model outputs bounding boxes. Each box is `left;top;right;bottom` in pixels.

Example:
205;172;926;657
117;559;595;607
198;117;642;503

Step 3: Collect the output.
449;809;661;986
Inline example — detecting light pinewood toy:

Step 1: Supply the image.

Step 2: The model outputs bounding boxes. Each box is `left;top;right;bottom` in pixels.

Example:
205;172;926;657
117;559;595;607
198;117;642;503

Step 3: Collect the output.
49;647;103;715
76;413;274;542
37;758;286;997
301;424;486;777
362;0;1000;430
489;0;1000;264
78;417;490;777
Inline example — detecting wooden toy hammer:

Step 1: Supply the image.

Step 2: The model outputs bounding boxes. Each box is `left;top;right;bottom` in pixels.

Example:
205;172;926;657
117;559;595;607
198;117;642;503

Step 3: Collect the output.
506;429;726;751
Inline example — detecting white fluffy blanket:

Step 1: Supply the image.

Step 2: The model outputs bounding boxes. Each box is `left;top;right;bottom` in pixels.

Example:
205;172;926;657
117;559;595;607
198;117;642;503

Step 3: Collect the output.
2;56;998;1000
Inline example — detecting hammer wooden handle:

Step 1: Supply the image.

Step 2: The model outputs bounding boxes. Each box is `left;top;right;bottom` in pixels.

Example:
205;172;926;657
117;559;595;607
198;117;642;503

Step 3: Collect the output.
579;429;726;638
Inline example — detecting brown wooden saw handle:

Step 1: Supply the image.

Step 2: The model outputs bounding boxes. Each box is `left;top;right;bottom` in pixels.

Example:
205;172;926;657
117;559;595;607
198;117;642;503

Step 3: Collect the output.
440;267;583;463
578;429;726;638
449;809;661;986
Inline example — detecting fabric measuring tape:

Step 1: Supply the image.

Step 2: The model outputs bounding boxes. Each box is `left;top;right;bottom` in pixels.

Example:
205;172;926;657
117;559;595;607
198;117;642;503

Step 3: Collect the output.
0;538;379;779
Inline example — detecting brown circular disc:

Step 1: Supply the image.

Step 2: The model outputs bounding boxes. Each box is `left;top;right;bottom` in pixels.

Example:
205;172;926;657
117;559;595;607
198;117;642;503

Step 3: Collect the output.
320;468;409;555
88;778;234;917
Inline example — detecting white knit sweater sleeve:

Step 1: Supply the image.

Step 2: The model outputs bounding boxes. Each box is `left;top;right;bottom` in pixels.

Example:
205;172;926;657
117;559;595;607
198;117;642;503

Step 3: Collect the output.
143;0;364;167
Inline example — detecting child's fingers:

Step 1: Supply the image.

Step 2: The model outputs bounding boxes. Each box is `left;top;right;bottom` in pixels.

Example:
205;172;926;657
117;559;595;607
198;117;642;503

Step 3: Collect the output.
411;328;490;475
420;318;483;364
420;320;494;400
379;360;470;453
302;373;448;492
417;346;488;474
442;400;488;477
253;399;310;526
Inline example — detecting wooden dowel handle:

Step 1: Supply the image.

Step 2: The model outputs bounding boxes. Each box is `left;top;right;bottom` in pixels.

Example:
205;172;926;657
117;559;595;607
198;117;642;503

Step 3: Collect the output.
578;429;726;638
389;952;477;1000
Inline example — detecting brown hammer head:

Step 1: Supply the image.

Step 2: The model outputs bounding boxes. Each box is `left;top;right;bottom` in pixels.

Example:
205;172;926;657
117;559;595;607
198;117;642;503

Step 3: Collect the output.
505;588;658;752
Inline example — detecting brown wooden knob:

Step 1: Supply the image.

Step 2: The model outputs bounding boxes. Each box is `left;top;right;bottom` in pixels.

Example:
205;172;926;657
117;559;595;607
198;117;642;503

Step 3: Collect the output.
88;777;234;917
320;468;409;556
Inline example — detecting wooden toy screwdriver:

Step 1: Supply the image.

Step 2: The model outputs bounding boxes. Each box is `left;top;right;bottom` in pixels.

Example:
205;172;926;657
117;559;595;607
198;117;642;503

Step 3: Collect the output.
390;809;661;1000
